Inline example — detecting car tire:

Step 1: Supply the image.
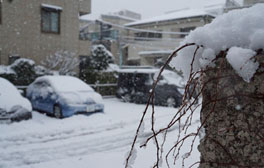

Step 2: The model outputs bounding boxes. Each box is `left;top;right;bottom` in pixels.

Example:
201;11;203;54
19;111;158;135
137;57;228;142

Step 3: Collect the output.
123;93;131;102
54;104;63;119
166;97;176;107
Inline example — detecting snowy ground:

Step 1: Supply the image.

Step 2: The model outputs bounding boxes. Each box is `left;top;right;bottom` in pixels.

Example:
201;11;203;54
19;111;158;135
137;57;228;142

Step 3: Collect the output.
0;98;201;168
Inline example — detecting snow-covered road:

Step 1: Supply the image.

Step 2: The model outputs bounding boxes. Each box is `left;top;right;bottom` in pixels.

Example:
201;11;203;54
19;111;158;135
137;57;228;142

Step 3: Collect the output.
0;98;200;168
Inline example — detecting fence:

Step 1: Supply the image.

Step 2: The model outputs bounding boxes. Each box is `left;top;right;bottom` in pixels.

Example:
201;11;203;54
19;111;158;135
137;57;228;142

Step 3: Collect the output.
89;83;117;96
16;83;118;97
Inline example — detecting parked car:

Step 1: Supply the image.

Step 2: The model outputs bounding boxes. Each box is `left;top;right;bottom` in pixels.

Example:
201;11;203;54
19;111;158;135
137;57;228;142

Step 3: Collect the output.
0;77;32;123
26;76;104;118
116;67;184;107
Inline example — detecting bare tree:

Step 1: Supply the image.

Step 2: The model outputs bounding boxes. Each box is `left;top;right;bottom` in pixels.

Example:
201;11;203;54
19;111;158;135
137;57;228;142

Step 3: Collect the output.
41;50;79;75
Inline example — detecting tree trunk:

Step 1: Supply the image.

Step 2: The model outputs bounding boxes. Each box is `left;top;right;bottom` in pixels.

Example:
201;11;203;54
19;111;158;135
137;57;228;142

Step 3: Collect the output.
198;51;264;168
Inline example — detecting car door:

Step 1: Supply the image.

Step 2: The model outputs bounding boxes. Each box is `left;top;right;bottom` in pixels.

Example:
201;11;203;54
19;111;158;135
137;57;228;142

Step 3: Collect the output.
29;81;43;110
37;82;55;113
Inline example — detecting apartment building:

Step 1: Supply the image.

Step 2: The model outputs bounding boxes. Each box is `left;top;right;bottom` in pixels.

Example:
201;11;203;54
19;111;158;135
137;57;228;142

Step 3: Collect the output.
0;0;91;66
79;9;141;65
124;9;215;66
224;0;264;12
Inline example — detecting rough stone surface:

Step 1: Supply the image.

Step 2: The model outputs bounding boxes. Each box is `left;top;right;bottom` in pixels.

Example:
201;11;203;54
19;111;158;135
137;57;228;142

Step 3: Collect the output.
198;51;264;168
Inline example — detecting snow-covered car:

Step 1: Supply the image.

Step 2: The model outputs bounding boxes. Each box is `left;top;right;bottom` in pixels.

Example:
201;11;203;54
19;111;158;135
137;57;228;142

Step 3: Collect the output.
0;77;32;123
116;67;184;107
26;76;104;118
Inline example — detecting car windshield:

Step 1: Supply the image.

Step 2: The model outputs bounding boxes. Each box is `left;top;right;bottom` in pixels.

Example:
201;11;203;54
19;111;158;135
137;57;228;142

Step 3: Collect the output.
46;76;94;93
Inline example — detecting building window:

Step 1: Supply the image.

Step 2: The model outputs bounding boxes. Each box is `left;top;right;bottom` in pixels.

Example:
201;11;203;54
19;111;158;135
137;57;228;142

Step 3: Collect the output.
180;27;196;38
134;31;162;41
0;1;2;24
41;7;61;34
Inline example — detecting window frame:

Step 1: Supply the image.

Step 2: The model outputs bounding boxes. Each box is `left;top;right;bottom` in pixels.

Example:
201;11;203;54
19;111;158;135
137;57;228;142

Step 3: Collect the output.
41;7;61;34
180;27;196;38
0;1;2;24
134;31;162;41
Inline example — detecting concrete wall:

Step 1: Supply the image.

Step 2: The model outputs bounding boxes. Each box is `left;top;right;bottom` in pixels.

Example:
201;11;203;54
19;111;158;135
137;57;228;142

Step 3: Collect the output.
0;0;91;65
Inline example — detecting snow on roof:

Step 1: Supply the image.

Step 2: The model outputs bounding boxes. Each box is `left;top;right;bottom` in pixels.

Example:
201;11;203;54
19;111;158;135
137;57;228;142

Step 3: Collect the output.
139;50;173;56
118;68;184;86
101;13;138;22
170;4;264;82
41;3;63;10
36;76;94;92
118;67;176;74
118;68;160;74
125;8;215;27
80;13;100;21
80;10;139;22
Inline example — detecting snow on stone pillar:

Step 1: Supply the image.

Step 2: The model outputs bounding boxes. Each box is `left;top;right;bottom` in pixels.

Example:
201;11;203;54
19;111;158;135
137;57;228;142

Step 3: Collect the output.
198;51;264;168
169;4;264;168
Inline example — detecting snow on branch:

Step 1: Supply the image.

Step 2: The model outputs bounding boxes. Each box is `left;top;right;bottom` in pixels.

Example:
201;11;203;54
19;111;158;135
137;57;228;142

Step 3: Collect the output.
41;50;79;75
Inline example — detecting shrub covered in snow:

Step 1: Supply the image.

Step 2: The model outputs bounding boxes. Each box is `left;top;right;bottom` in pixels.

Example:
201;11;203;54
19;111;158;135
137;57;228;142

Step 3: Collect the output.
80;45;116;83
170;4;264;83
90;44;114;71
0;59;50;86
79;45;117;95
10;58;37;85
0;65;16;83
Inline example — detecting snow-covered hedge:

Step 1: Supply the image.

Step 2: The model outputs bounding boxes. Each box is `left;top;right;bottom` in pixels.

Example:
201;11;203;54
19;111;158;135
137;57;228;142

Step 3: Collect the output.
0;58;49;86
10;58;37;85
79;45;117;95
170;4;264;83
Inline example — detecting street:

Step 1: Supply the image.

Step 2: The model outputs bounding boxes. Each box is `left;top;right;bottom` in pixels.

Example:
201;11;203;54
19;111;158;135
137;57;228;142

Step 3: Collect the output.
0;98;200;168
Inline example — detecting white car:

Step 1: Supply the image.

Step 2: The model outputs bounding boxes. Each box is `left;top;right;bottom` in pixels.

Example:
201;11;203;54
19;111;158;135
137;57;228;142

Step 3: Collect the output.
0;77;32;123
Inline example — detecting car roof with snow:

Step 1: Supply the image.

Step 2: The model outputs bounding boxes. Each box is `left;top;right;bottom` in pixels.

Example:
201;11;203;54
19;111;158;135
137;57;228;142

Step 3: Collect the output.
33;76;94;92
118;68;178;75
118;68;184;87
0;77;32;112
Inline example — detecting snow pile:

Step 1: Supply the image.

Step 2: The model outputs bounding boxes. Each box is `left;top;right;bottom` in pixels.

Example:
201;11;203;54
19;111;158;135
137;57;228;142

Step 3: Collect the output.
0;65;15;75
170;4;264;82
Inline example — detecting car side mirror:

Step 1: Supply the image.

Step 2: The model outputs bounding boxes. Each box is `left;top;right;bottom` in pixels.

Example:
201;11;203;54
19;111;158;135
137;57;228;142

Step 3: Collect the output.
18;89;25;96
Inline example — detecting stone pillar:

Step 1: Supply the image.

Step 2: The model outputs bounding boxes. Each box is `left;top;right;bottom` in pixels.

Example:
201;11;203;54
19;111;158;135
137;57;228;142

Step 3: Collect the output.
198;51;264;168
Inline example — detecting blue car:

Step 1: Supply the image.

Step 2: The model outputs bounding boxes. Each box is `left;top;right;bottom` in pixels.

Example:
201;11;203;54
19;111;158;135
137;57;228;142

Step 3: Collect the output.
27;76;104;118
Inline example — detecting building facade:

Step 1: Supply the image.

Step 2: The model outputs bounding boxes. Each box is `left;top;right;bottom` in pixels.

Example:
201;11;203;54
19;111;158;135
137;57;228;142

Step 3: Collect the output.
0;0;91;66
79;10;141;66
224;0;264;12
124;9;215;66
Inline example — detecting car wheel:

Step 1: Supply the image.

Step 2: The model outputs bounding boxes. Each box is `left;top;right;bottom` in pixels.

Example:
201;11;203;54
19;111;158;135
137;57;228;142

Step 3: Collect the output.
166;97;176;107
123;93;131;102
54;105;63;119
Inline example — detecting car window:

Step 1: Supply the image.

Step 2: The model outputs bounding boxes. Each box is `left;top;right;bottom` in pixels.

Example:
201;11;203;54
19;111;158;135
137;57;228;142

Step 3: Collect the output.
32;81;53;98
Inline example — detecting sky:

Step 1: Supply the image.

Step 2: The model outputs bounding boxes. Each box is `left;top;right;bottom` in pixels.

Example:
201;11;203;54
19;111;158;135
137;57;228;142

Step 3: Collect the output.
89;0;243;19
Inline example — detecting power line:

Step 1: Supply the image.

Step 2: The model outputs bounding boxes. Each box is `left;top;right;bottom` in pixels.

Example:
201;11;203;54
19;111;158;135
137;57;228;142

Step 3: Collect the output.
82;19;189;35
